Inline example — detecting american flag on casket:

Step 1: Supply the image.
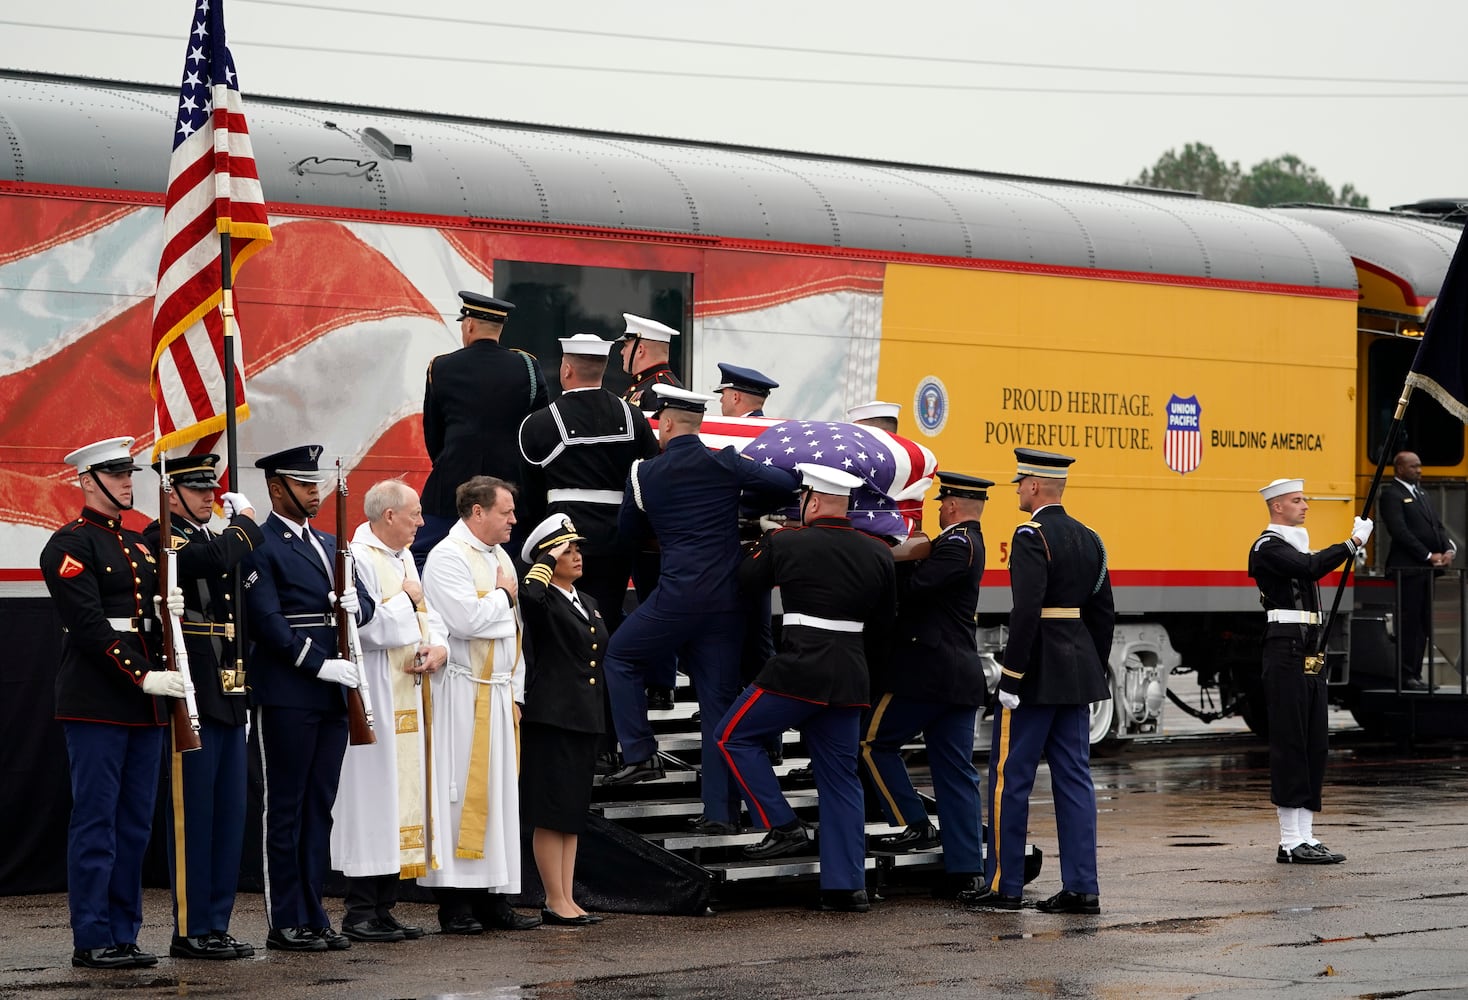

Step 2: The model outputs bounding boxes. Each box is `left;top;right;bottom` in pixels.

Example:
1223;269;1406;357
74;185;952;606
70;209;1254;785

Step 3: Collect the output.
695;415;937;540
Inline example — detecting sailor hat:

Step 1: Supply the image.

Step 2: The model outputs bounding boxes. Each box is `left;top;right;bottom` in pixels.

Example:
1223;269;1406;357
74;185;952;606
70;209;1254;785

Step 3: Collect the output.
622;314;679;343
521;513;587;564
846;400;900;423
559;333;614;357
1260;478;1305;501
65;437;142;475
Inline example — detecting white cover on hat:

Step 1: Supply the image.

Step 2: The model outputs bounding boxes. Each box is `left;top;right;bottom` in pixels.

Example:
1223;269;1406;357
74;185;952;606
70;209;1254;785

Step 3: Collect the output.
559;333;614;357
846;400;900;422
795;462;864;497
520;513;585;564
622;313;679;343
650;383;716;409
1259;478;1305;501
64;436;137;473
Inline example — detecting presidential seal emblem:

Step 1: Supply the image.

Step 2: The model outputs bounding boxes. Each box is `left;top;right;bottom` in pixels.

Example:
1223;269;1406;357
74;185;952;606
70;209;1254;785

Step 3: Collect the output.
913;376;948;437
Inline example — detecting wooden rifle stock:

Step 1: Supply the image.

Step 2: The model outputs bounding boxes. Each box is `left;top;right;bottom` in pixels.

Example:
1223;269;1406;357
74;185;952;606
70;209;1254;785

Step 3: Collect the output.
336;462;376;746
158;469;202;752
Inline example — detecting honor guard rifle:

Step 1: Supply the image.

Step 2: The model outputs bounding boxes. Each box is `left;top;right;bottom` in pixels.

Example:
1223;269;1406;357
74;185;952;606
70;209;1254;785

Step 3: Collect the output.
158;460;202;752
335;459;376;745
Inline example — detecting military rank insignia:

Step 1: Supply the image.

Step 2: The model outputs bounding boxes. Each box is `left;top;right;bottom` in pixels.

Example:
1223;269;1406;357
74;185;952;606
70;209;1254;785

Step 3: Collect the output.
58;554;86;578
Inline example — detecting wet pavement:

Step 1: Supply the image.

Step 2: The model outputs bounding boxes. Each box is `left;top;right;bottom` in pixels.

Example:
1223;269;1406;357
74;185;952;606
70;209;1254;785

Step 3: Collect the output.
3;735;1466;1000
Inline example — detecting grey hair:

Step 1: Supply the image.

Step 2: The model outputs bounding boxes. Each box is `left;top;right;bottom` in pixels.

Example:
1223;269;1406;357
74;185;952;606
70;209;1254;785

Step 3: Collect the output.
363;478;415;522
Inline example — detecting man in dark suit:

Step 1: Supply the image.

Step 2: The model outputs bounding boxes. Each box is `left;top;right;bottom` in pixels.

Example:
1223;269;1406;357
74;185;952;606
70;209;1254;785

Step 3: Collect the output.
414;292;548;568
144;454;263;961
1380;450;1456;688
243;445;374;953
862;471;992;898
963;449;1114;915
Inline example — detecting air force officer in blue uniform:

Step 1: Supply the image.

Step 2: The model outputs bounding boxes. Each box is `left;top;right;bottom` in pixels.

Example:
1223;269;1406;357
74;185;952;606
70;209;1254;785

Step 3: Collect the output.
600;384;798;830
244;445;374;953
963;449;1114;915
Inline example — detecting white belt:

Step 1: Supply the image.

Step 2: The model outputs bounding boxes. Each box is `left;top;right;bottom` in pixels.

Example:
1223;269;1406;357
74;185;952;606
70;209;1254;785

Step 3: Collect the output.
445;662;513;686
107;616;154;633
548;488;623;505
782;613;864;633
1267;610;1321;625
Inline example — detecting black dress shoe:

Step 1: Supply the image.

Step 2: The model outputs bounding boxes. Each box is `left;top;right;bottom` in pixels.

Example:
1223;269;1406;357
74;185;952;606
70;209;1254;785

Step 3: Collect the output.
1403;676;1429;690
266;927;328;952
1277;843;1335;865
72;946;136;969
1306;842;1346;863
439;914;484;935
870;821;941;853
212;932;255;958
765;744;784;766
646;686;676;711
602;757;664;785
314;926;351;950
342;918;405;943
378;913;425;940
931;873;985;900
483;907;542;931
579;913;604;924
170;934;240;960
688;814;739;835
816;889;870;912
1036;889;1101;914
115;943;159;967
541;908;594;926
958;886;1023;910
743;823;811;859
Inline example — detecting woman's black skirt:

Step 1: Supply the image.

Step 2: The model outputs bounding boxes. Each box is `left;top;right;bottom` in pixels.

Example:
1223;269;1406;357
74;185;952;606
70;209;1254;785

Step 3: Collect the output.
519;720;598;834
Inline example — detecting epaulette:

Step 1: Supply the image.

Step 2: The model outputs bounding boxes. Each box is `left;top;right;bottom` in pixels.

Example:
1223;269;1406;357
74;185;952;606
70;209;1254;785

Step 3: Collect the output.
1015;520;1050;560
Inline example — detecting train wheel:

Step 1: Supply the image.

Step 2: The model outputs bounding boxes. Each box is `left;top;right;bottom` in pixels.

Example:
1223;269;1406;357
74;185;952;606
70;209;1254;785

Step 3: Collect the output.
1088;691;1119;746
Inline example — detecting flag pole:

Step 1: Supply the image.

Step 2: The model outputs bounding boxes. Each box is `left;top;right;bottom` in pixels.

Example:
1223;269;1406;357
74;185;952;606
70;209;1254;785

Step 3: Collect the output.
219;229;250;680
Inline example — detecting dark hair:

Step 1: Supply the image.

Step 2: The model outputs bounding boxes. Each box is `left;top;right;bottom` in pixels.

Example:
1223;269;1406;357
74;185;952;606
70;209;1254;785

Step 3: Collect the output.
455;476;516;520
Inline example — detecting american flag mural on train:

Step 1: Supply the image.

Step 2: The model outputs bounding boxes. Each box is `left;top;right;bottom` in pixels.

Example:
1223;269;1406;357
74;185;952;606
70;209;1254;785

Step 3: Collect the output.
0;196;892;581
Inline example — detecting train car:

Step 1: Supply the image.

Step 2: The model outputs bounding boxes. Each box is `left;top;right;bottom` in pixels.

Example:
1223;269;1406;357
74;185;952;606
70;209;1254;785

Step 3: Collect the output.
0;71;1459;750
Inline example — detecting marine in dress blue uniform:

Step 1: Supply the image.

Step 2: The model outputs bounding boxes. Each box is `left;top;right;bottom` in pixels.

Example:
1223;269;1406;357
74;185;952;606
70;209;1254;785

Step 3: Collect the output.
414;292;549;567
715;464;896;911
243;445;375;952
39;438;175;969
964;449;1114;915
143;454;264;960
600;385;798;829
862;472;992;896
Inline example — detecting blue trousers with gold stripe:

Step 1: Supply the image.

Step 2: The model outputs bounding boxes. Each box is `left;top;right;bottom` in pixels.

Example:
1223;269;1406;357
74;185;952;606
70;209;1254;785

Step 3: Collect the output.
986;703;1097;897
861;694;983;874
166;717;247;937
717;686;866;890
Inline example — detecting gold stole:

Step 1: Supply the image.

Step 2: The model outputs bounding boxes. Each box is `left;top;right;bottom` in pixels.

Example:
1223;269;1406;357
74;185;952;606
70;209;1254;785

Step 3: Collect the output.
452;540;521;860
363;547;433;879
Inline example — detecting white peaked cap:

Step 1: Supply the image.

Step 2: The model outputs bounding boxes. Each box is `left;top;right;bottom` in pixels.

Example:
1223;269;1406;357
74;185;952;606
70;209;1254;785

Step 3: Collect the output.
622;314;679;343
1259;478;1305;501
559;333;614;357
64;436;140;474
846;400;900;422
796;462;865;497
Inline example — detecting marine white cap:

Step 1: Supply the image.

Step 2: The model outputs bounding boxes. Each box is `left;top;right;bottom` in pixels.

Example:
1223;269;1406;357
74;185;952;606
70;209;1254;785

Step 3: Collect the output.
559;333;614;357
846;400;900;423
64;437;141;474
795;462;864;497
1259;478;1305;501
648;382;716;414
622;314;679;343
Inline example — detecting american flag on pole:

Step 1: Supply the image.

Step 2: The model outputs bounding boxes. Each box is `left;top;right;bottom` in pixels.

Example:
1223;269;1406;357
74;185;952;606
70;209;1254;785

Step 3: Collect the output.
149;0;271;462
699;415;936;539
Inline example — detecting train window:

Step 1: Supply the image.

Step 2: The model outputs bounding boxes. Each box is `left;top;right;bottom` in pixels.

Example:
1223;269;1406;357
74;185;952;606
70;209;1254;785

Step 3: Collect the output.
1366;338;1464;467
493;260;690;400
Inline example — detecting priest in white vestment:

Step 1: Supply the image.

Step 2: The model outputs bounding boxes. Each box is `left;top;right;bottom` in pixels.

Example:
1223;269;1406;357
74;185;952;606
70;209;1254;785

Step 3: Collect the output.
330;480;447;943
419;475;542;933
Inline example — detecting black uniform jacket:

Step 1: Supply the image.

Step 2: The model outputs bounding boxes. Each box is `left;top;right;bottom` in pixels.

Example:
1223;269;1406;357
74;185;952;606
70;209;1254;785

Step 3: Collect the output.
40;507;165;726
144;512;265;726
1247;530;1354;641
1379;479;1450;568
519;554;607;735
421;338;549;518
622;363;681;410
1000;504;1114;706
739;516;896;707
880;519;987;707
243;513;374;712
517;387;659;556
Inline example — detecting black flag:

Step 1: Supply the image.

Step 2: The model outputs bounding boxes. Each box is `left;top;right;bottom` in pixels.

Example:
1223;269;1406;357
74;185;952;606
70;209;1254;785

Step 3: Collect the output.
1406;230;1468;423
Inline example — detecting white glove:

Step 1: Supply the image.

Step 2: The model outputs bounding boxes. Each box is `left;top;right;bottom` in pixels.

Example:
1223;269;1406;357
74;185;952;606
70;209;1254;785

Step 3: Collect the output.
221;492;254;518
317;658;361;689
998;690;1021;711
332;587;361;617
141;670;187;699
1352;516;1374;544
152;586;185;619
758;514;787;533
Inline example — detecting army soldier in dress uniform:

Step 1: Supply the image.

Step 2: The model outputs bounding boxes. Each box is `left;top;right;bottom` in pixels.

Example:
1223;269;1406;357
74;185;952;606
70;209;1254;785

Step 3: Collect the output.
600;385;798;835
40;437;186;969
713;362;778;418
414;291;549;569
716;464;897;913
963;449;1113;915
243;445;375;953
1248;478;1370;866
143;453;263;961
846;400;900;434
617;313;682;408
862;471;992;898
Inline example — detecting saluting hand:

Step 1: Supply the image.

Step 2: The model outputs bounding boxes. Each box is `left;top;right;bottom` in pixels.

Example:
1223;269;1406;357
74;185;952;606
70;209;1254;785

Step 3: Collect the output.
546;540;571;561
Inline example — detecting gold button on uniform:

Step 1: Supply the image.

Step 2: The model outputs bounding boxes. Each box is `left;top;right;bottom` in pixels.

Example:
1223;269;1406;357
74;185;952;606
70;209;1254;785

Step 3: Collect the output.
589;678;596;685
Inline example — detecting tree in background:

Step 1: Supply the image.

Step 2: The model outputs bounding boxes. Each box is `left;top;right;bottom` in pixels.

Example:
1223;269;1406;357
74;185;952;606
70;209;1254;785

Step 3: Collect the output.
1133;144;1369;207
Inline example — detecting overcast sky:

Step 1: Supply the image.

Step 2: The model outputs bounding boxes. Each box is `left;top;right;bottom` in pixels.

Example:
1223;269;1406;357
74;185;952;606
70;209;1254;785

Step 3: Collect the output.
7;1;1467;210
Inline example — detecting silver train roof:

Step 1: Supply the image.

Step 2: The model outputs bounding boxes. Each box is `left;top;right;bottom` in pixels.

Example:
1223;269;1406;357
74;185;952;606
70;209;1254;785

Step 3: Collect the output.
0;72;1358;291
1272;206;1460;302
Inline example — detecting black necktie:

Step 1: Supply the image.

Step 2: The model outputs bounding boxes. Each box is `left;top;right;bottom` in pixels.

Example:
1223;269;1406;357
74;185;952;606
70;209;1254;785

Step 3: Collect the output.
570;592;587;619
